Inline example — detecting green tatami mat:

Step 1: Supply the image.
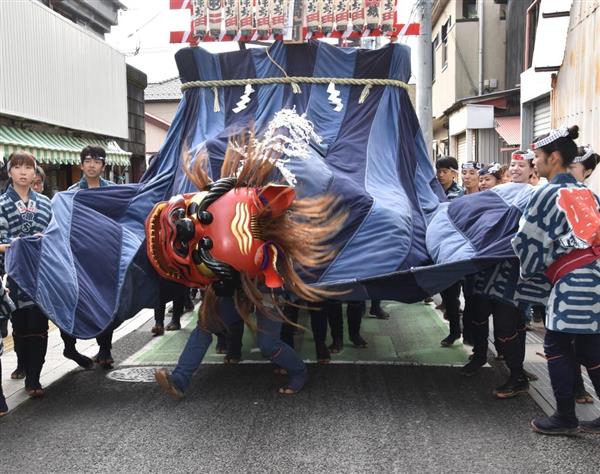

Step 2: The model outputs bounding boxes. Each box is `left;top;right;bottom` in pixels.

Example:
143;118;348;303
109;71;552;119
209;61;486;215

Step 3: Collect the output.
124;301;470;367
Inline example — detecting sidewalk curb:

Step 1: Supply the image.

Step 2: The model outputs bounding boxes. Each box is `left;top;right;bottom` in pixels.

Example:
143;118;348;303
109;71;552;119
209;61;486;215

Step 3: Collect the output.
1;308;154;414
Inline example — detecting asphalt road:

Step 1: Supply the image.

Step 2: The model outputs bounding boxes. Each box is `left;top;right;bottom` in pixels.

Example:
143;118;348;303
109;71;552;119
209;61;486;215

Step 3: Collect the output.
1;326;600;474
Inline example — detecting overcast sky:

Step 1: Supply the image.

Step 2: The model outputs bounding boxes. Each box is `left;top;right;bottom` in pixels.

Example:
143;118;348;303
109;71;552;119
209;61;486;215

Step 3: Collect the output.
106;0;419;83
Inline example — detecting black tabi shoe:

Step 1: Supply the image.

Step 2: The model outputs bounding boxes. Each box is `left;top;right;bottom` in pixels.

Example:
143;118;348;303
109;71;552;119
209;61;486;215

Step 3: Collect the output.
63;348;94;369
0;395;8;416
350;334;368;348
579;417;600;434
531;414;578;436
369;308;390;320
460;357;486;376
493;375;529;399
440;334;460;348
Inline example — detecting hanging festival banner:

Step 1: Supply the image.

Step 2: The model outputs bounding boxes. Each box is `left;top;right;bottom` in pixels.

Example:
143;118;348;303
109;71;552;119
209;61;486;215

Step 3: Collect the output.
350;0;365;32
172;0;414;43
365;0;380;31
380;0;395;32
208;0;222;37
256;0;271;37
239;0;254;36
321;0;334;34
223;0;239;36
192;0;208;38
334;0;349;33
306;0;321;33
271;0;288;36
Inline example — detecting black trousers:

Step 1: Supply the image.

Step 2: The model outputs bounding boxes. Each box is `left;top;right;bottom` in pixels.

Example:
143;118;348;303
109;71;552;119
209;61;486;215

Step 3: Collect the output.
462;291;476;342
328;301;364;342
11;305;48;390
154;280;189;325
441;282;461;338
471;296;526;376
545;330;600;404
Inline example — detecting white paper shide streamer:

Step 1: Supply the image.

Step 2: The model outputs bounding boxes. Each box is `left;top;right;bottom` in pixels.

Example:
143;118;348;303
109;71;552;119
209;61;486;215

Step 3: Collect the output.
327;82;343;112
232;84;255;114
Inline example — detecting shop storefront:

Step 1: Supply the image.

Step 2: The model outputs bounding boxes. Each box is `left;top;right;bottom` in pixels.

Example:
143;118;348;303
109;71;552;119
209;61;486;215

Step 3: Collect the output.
0;125;130;196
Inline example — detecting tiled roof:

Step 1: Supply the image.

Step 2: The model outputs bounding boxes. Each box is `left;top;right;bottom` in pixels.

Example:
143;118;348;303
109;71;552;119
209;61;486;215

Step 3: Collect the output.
145;77;182;101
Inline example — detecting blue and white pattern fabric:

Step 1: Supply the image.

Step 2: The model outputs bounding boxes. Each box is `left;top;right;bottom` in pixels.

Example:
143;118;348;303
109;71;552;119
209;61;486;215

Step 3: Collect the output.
445;182;464;201
512;173;600;334
4;42;538;339
0;186;52;309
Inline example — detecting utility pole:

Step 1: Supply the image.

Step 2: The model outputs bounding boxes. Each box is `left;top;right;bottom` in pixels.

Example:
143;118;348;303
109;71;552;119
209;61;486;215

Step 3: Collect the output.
416;0;433;160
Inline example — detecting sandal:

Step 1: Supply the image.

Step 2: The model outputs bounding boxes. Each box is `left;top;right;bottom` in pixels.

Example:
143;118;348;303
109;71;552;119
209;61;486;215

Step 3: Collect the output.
328;339;343;354
151;324;164;337
154;369;184;400
278;369;308;395
575;388;595;404
92;352;114;370
26;388;45;398
166;320;181;331
315;342;331;364
223;356;240;364
10;369;25;380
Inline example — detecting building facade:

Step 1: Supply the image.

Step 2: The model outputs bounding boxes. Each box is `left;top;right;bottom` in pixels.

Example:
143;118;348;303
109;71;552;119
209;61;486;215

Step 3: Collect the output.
0;0;146;194
144;77;183;160
431;0;524;167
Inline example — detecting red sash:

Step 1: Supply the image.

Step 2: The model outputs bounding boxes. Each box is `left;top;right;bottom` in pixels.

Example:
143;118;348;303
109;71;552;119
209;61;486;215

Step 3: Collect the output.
545;246;600;284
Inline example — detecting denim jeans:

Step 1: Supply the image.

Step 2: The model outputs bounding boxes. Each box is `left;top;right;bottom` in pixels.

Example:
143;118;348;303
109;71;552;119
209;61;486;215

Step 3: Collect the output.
171;297;306;393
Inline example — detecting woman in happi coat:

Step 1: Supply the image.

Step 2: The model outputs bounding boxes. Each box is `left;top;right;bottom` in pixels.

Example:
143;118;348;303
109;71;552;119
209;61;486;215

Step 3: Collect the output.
0;151;52;397
513;126;600;435
460;159;533;402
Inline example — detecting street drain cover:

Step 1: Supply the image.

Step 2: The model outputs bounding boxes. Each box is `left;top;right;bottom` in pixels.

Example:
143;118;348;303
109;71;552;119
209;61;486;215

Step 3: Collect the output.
106;366;163;383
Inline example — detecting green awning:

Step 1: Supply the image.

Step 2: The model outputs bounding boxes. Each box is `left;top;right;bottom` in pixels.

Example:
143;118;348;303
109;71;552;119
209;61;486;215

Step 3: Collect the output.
0;125;131;167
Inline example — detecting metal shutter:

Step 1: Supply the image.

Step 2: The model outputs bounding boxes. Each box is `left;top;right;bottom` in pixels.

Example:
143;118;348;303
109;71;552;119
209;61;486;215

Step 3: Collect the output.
457;133;467;161
533;98;551;139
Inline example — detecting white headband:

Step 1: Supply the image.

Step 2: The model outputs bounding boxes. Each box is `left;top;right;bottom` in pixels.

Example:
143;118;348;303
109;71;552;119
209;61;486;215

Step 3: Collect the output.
461;161;482;170
573;145;594;164
531;125;569;150
479;162;502;176
511;150;535;161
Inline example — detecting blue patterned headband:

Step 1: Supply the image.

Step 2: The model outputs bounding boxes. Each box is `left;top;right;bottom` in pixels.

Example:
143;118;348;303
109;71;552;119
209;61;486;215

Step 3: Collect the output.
531;126;569;150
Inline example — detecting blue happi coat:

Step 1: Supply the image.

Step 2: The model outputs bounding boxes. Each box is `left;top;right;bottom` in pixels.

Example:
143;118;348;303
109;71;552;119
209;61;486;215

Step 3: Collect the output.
512;173;600;334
